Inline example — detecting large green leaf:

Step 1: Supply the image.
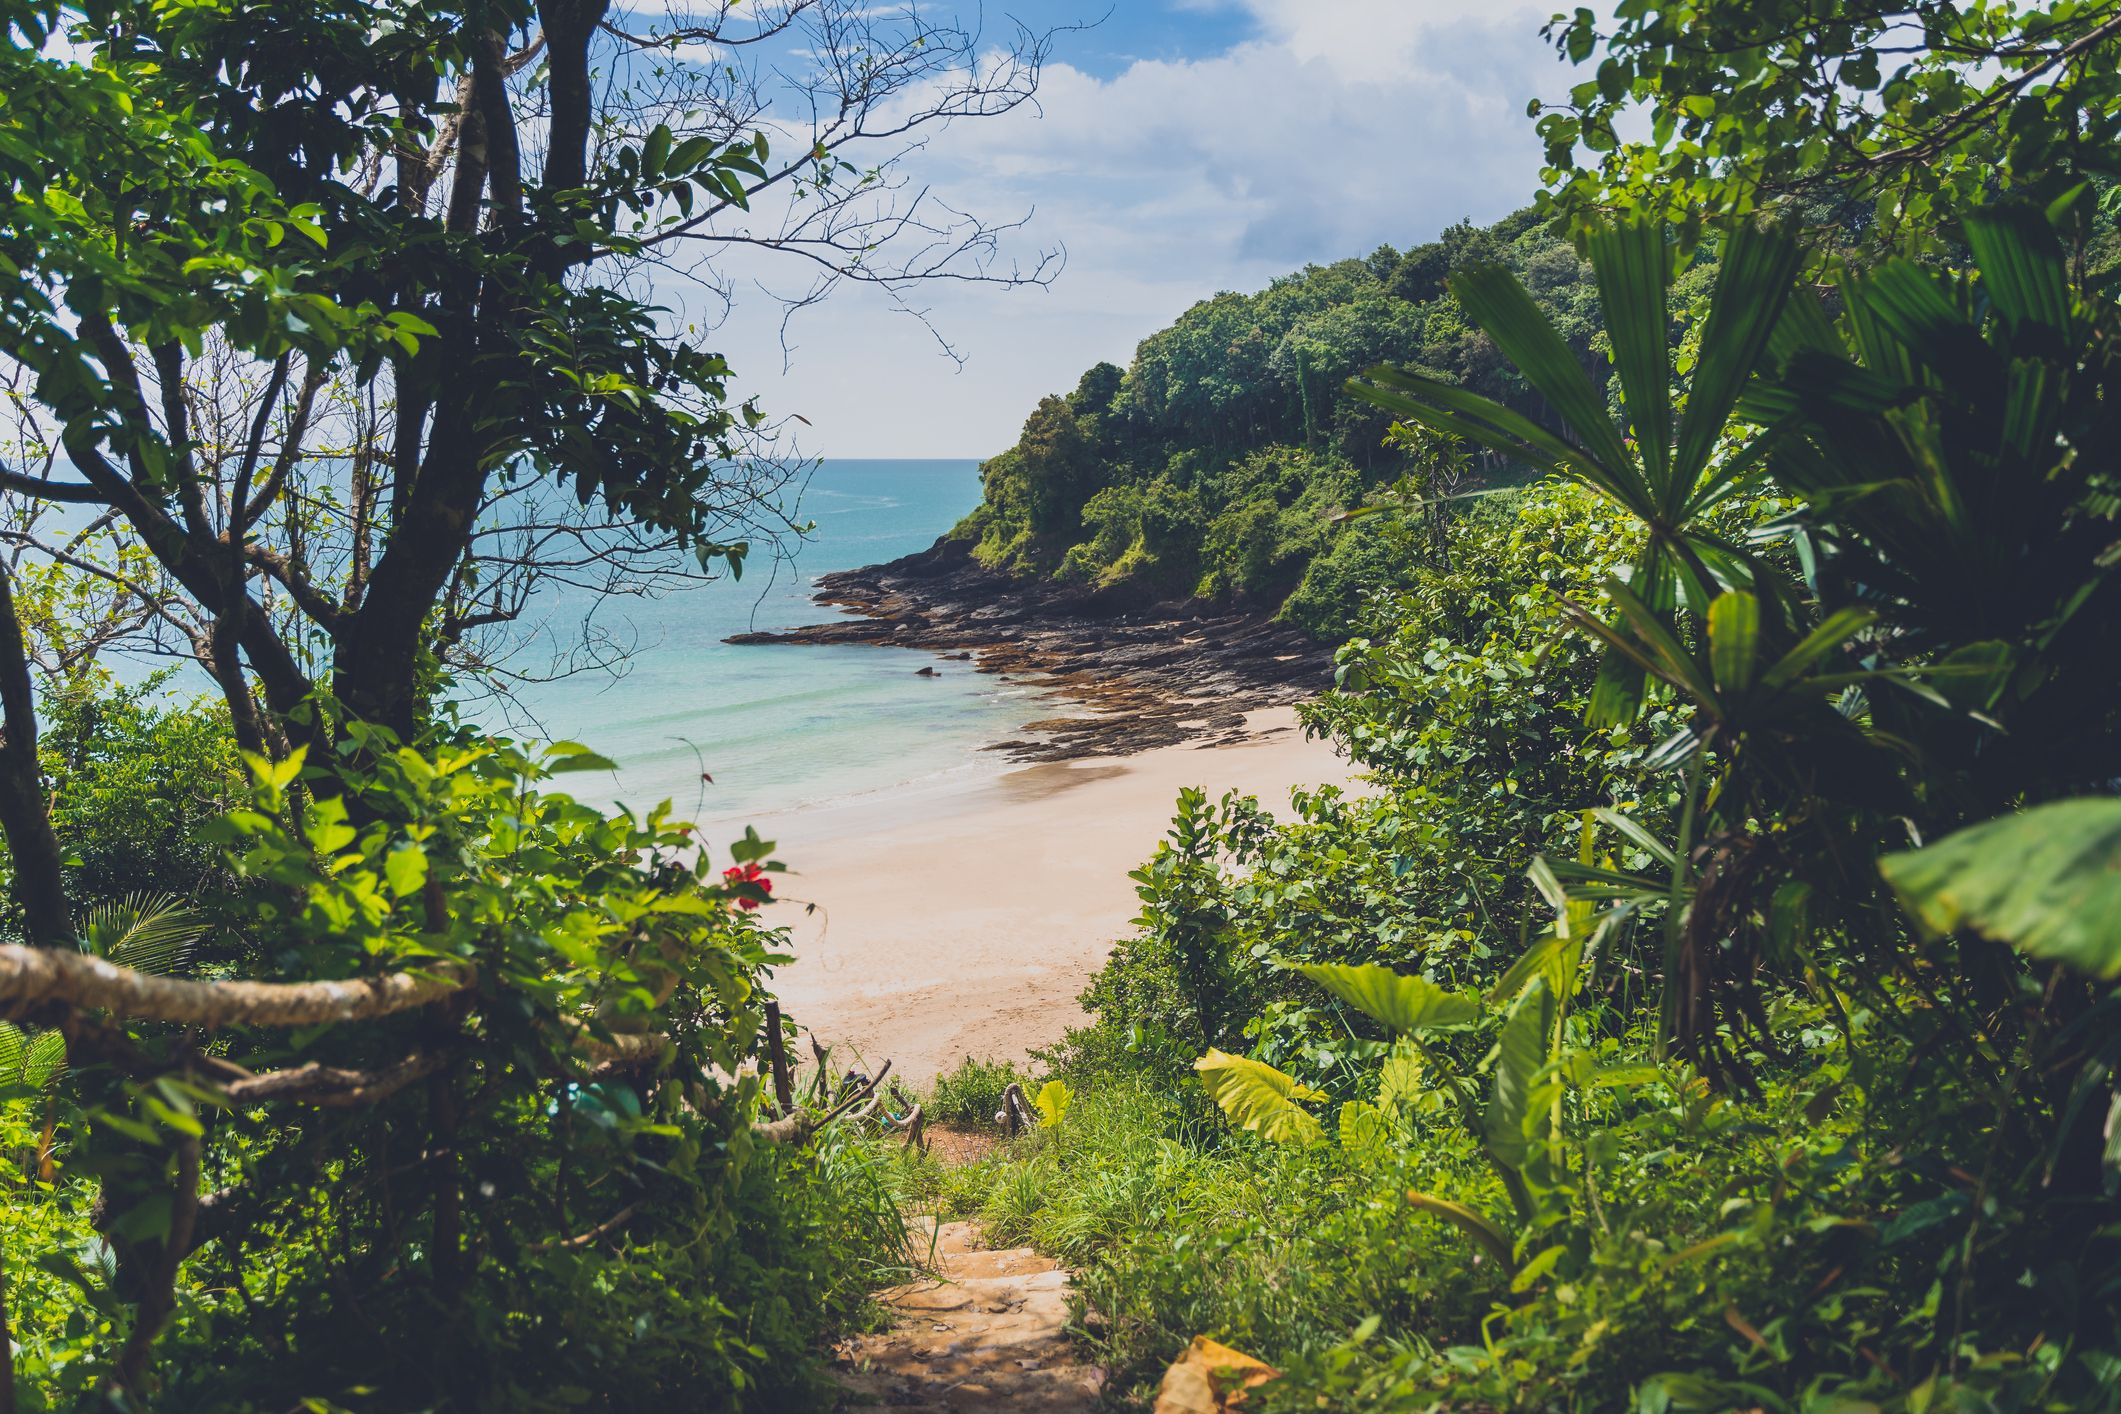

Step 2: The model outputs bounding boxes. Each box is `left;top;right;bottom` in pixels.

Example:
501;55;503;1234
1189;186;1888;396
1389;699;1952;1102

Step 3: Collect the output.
1963;204;2070;336
1195;1049;1325;1146
1377;1045;1425;1116
1706;591;1760;693
1587;221;1674;495
1339;1101;1395;1163
1450;264;1645;503
1485;979;1554;1173
1881;799;2121;979
1034;1079;1073;1129
1672;220;1802;500
1287;962;1480;1033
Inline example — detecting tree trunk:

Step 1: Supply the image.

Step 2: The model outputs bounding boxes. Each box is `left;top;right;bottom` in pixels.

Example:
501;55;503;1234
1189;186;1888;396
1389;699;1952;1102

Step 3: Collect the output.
0;564;70;943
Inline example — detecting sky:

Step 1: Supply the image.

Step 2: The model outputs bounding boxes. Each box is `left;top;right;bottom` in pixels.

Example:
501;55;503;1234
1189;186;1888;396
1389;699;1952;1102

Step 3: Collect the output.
686;0;1576;459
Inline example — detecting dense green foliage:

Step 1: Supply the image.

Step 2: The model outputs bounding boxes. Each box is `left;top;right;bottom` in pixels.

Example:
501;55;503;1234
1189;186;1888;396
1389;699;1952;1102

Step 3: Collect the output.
1538;0;2121;248
8;0;2121;1407
949;207;2121;1411
953;209;1619;635
0;700;913;1409
37;677;242;911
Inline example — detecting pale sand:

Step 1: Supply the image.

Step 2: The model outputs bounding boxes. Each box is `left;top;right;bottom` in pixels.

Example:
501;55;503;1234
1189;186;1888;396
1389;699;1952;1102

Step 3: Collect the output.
758;707;1357;1081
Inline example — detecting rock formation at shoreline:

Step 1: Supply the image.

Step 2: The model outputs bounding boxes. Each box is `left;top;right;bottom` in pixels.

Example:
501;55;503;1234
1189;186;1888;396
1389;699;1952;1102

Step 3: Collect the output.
724;537;1335;761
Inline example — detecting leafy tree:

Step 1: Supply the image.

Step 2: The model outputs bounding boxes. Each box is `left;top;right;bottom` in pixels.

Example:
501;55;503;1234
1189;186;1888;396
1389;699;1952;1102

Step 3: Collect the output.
1537;0;2121;247
0;2;1059;1400
0;0;1057;756
37;677;242;913
1012;394;1100;538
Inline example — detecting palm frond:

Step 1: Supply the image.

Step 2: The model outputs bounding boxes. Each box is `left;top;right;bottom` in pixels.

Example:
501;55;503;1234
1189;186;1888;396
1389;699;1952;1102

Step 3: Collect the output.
79;892;208;976
23;1029;66;1091
1588;220;1676;494
1451;262;1648;506
1963;203;2071;335
1672;220;1802;502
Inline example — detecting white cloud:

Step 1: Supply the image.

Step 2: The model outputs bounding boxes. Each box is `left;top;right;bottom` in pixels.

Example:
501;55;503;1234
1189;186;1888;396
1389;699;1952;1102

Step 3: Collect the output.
694;0;1572;458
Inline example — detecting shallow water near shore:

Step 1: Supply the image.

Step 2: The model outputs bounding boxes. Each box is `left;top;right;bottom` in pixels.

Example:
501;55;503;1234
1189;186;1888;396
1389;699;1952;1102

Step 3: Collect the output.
494;458;1039;838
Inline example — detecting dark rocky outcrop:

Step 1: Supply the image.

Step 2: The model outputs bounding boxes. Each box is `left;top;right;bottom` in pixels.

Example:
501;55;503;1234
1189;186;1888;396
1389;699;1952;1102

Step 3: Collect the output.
725;538;1336;760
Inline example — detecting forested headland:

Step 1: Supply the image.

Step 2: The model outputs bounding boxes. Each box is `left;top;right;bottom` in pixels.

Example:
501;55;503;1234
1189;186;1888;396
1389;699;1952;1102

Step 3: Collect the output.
3;0;2121;1411
952;206;1615;635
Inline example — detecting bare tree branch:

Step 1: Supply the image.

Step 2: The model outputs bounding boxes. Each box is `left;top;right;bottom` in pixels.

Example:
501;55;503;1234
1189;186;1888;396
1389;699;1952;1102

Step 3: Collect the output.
221;1053;446;1107
0;946;471;1027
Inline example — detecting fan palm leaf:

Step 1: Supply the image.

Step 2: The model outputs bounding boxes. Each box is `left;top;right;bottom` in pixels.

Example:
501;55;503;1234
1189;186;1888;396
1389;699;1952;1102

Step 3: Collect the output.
79;892;207;976
1349;217;1803;724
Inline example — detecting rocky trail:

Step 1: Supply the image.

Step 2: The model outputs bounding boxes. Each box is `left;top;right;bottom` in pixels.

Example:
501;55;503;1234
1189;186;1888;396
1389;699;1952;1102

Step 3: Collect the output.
832;1217;1104;1412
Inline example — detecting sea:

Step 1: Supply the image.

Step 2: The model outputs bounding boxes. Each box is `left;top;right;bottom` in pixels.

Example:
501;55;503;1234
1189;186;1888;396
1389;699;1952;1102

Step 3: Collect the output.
492;458;1038;835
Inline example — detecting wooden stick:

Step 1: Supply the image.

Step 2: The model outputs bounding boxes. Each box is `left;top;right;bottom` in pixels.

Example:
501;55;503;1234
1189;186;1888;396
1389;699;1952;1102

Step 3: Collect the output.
528;1201;641;1254
221;1053;443;1108
763;1000;795;1113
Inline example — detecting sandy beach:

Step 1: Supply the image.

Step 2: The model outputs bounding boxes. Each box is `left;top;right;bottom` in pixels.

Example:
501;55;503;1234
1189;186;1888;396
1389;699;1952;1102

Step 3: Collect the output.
757;707;1358;1081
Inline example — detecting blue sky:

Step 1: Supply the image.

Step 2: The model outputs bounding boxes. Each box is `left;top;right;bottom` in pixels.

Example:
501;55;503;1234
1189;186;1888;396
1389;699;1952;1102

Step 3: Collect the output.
987;2;1259;77
693;0;1575;457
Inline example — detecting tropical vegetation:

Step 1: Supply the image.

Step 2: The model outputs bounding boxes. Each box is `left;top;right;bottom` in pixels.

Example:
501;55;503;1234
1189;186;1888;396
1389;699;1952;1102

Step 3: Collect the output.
4;0;2121;1409
924;12;2121;1412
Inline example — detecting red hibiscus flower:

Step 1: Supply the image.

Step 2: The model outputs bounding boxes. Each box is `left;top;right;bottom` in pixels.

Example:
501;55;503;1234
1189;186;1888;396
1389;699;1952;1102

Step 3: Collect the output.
722;862;772;910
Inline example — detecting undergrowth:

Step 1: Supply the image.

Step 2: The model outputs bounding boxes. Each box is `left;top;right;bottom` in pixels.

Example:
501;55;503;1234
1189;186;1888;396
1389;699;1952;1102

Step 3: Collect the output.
922;1055;1035;1127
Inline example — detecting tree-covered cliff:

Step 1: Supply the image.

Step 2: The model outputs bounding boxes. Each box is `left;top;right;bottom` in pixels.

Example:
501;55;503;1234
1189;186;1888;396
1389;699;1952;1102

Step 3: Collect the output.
950;205;1650;635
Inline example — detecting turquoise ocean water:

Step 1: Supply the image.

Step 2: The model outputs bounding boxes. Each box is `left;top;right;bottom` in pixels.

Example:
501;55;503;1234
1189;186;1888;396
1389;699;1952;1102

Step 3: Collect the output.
495;458;1035;831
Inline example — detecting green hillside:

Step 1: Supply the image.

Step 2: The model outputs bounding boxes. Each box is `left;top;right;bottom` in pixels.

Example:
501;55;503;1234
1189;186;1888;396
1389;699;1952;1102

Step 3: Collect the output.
951;206;1671;634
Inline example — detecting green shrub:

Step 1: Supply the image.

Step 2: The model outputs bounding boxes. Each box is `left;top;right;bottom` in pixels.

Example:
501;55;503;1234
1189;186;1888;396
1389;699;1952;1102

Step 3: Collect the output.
924;1054;1034;1126
8;720;905;1408
143;1124;919;1413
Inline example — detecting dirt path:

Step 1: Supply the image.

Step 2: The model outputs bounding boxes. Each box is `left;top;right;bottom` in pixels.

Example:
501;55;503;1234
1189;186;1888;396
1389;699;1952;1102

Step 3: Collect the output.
832;1218;1103;1411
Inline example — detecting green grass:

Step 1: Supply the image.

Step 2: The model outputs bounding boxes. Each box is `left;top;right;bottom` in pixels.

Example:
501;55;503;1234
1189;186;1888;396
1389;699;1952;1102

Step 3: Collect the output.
921;1054;1036;1126
923;1079;1500;1403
